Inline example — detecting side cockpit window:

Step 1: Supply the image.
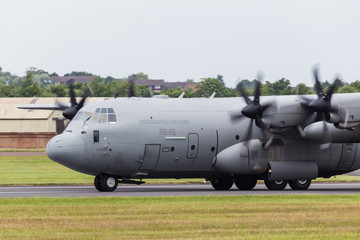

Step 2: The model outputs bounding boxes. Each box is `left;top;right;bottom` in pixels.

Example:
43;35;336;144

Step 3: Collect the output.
72;111;83;121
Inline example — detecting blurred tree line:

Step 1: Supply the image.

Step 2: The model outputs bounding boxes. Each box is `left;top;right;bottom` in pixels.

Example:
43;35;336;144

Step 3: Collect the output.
0;66;359;98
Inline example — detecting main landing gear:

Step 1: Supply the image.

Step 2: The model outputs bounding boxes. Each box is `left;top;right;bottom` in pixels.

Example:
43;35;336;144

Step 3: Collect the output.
94;174;118;192
210;177;312;191
210;178;258;190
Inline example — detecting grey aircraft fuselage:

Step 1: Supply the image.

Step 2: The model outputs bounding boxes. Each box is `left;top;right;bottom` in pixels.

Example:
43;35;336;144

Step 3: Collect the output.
46;93;360;191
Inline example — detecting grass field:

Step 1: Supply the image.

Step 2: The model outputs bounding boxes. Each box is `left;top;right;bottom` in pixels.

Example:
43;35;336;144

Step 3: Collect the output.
0;195;360;239
0;155;360;186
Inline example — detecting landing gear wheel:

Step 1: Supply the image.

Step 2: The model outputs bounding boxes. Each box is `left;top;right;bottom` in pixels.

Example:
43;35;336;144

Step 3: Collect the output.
94;175;103;192
100;174;118;192
289;179;311;190
264;178;287;190
234;179;257;190
210;178;233;190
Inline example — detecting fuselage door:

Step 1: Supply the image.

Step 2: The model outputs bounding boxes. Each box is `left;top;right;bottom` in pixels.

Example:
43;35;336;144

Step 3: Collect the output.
140;144;161;170
187;133;199;159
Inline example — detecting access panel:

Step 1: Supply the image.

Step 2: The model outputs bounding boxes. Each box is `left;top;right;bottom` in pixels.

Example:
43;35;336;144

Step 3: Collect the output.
187;133;199;159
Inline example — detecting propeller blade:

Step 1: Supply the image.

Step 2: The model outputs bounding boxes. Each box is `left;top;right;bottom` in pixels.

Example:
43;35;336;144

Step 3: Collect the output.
313;67;323;97
254;80;261;104
254;72;263;104
325;78;341;101
320;121;332;149
230;113;244;122
243;119;254;144
302;112;318;129
128;79;135;97
237;84;251;105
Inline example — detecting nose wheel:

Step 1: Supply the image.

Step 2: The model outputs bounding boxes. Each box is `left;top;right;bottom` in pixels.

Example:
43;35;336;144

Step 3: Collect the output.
94;174;118;192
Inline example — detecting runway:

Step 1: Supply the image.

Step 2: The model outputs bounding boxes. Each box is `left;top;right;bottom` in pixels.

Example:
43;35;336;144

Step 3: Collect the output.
1;183;360;198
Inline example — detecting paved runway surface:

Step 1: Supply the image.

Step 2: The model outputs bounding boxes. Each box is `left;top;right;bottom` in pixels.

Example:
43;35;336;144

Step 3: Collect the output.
1;183;360;198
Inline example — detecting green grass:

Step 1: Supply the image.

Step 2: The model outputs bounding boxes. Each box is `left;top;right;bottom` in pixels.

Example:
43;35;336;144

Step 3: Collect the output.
0;195;360;239
0;155;359;186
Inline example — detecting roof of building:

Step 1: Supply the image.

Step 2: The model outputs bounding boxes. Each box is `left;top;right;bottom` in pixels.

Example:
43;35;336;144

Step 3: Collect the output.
164;82;188;89
132;79;165;86
52;76;95;84
184;82;198;90
0;97;106;120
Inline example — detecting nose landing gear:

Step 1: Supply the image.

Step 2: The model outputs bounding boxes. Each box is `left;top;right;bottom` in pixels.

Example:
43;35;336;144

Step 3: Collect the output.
94;174;118;192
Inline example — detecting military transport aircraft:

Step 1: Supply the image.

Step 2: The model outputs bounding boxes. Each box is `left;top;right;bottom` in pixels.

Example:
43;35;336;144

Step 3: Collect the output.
18;68;360;192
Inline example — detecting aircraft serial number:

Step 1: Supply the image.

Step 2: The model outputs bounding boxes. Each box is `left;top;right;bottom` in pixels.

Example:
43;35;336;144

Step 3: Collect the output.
159;129;176;136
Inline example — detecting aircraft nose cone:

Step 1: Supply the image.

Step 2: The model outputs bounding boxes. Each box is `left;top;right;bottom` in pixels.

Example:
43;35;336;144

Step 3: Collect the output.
46;133;85;171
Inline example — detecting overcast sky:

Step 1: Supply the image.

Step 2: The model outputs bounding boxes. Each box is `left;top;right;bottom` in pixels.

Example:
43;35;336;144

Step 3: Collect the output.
1;0;359;87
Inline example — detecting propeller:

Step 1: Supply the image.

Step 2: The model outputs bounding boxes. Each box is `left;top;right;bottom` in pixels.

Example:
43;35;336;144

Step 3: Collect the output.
128;78;135;97
57;79;90;120
231;74;272;144
299;67;341;147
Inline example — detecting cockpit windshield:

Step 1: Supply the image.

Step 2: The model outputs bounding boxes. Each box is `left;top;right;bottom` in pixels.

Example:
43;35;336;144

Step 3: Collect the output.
71;108;117;128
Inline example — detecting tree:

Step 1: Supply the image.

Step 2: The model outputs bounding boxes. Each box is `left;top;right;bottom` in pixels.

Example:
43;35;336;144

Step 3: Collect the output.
194;78;236;98
89;77;106;97
337;85;358;93
20;72;42;97
262;78;291;96
216;74;224;84
64;71;93;76
295;83;312;95
50;84;69;97
128;72;148;80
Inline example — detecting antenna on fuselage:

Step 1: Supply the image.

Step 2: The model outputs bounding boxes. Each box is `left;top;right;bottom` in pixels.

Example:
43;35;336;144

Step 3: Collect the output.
178;92;185;98
209;92;216;98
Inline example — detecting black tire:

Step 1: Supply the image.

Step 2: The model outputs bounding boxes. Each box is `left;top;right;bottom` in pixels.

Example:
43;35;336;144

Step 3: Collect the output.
264;178;287;190
234;179;257;190
210;178;233;190
289;179;311;190
94;175;103;192
100;174;118;192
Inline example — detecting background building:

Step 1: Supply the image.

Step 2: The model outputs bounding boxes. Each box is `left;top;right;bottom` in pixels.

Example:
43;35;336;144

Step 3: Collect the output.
0;97;105;149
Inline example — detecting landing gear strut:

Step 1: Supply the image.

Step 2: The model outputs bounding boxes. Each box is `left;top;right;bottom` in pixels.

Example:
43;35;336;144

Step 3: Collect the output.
94;174;118;192
210;178;233;190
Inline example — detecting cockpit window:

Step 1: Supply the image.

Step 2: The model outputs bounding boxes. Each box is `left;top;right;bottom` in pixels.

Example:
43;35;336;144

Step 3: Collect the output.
81;112;93;129
99;114;107;123
92;113;99;123
95;108;100;113
81;112;92;122
108;108;115;113
100;108;107;113
108;114;117;124
72;111;83;121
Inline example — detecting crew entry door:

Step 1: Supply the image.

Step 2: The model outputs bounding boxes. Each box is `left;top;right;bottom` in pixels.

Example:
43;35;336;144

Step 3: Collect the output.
140;144;161;170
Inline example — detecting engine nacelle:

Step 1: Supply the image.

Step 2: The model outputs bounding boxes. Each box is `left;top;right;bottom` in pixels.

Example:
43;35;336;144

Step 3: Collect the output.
304;121;360;143
213;139;267;175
